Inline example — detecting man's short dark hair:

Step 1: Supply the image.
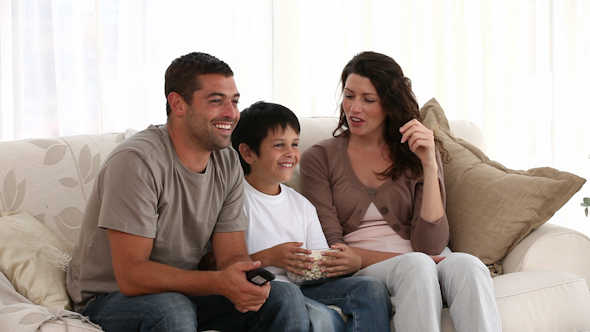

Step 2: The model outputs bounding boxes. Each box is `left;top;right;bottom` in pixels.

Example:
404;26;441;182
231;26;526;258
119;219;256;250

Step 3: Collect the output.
164;52;234;116
232;101;301;175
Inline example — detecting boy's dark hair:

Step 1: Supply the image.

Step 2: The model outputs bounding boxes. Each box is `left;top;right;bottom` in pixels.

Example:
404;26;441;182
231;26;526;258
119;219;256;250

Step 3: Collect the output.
232;101;301;175
164;52;234;117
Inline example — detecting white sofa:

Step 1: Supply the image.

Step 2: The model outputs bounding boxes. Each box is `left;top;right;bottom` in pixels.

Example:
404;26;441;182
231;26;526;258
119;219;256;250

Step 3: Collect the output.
1;116;590;332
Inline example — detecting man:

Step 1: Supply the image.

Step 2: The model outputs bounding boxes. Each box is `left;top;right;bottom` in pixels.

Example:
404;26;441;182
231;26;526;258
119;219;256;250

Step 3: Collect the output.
66;52;307;332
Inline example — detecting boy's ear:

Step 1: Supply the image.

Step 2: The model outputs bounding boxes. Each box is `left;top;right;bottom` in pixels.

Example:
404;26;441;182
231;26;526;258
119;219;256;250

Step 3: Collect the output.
238;143;255;164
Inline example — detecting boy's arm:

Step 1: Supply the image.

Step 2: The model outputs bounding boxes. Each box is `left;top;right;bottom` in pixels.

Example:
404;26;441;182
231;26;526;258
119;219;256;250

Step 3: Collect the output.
250;242;314;275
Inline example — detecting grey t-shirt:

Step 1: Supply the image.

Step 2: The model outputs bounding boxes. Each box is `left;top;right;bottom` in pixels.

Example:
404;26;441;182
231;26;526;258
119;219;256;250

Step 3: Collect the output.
66;125;247;312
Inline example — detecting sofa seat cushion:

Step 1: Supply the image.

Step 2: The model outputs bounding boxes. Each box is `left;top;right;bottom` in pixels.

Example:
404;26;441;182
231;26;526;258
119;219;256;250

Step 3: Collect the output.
493;270;590;332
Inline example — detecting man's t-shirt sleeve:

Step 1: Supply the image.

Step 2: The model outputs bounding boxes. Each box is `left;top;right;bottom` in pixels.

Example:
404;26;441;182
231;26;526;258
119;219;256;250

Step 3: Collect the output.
96;150;159;238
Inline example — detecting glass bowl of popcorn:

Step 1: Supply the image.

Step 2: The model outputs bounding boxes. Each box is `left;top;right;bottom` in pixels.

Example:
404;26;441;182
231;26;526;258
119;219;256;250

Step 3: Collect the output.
287;249;339;285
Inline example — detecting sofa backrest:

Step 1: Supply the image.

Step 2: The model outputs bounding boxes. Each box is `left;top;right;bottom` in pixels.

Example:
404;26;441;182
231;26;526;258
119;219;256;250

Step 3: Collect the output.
0;118;485;249
0;131;134;249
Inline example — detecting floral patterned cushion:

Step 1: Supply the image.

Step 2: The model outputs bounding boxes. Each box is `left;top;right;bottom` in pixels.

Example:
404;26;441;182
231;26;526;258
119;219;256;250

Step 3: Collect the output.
0;130;136;251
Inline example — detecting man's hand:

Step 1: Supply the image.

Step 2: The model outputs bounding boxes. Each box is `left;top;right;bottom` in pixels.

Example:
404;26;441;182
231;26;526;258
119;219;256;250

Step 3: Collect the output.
219;261;271;313
317;243;362;277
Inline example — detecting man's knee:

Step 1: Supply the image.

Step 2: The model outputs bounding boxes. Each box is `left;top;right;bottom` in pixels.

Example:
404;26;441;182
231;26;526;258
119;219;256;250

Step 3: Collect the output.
143;293;198;330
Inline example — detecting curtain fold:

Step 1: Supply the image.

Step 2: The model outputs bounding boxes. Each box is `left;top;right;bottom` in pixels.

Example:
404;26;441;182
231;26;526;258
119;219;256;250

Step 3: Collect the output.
1;0;588;234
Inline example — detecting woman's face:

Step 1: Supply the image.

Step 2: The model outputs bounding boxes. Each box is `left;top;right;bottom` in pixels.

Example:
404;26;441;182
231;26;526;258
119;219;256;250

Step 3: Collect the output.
342;73;387;138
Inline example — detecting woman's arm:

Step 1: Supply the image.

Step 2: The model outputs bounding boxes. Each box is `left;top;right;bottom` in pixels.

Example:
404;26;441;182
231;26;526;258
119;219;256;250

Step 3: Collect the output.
400;119;444;222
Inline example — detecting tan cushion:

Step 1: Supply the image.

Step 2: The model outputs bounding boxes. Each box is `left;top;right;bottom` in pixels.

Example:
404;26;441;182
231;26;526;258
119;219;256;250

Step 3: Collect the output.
0;211;72;310
420;98;586;273
493;270;590;331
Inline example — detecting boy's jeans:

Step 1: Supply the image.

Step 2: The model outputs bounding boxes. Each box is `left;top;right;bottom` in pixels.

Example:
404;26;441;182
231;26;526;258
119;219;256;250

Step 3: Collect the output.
301;275;392;332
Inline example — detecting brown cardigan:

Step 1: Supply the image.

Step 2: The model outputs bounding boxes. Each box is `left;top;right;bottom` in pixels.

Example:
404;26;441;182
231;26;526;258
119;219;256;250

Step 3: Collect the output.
300;135;449;255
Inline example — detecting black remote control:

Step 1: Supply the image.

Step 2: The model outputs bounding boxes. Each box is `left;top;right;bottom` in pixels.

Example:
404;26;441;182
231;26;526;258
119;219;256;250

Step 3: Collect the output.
246;267;275;286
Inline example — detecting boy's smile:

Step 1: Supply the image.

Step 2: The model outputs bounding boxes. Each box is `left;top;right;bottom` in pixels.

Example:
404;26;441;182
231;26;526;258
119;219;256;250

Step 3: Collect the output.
245;126;300;195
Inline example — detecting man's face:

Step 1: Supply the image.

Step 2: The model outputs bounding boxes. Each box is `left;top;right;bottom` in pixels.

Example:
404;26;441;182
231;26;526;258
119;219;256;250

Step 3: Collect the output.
184;74;240;151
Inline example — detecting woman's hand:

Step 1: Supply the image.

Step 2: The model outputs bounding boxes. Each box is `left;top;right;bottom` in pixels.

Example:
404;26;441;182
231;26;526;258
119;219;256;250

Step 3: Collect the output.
400;119;437;169
317;243;362;277
254;242;313;275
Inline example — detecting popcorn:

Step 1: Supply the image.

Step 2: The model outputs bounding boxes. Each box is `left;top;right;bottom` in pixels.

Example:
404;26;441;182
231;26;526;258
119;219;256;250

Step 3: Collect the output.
287;249;338;285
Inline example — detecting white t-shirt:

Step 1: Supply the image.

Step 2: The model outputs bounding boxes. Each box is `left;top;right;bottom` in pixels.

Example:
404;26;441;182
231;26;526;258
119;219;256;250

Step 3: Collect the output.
243;180;329;282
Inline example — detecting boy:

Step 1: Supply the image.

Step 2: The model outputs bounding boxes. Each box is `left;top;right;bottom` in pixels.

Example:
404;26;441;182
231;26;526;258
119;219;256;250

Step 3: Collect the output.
231;101;392;332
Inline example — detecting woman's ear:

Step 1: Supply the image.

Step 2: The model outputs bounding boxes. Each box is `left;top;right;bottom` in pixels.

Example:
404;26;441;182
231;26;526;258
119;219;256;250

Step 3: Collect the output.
238;143;255;164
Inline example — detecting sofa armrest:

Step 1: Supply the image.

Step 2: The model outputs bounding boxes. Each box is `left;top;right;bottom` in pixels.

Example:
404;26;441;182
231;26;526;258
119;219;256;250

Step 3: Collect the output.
503;223;590;289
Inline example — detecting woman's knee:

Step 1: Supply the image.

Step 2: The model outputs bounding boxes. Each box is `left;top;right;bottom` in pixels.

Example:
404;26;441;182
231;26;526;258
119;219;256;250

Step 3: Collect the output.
396;252;438;275
439;252;488;275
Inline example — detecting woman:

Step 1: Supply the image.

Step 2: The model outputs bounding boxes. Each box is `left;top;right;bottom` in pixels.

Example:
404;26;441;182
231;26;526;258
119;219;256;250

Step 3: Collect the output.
300;51;501;332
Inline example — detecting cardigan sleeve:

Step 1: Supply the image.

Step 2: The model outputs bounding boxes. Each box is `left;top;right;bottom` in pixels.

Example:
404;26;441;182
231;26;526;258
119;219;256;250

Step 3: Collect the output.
408;149;449;255
300;142;345;246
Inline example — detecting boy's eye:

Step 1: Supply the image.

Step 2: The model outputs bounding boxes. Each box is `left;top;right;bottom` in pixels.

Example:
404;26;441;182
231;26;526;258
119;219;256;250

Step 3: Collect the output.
275;143;284;148
292;143;299;147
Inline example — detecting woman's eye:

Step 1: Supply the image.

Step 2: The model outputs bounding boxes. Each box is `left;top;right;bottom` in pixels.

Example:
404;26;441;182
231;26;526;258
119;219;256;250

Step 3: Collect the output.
344;94;353;99
365;98;376;103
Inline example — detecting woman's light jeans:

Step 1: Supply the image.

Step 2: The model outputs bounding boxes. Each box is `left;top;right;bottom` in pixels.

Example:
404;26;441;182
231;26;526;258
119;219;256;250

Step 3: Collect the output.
354;250;501;332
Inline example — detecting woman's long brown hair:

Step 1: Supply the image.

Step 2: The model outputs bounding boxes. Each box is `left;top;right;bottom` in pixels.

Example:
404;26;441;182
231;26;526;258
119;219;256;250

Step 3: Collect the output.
335;51;446;180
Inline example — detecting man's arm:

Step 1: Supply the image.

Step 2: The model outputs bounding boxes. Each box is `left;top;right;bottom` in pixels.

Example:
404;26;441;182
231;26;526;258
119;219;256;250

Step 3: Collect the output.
108;229;269;312
210;231;251;270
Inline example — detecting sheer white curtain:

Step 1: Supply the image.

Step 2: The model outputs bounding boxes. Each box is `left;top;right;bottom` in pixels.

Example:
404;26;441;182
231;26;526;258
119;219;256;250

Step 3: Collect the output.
1;0;589;234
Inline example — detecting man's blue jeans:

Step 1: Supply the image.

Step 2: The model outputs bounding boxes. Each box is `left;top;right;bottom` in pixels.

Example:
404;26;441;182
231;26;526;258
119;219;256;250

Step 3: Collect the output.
300;275;392;332
80;281;311;332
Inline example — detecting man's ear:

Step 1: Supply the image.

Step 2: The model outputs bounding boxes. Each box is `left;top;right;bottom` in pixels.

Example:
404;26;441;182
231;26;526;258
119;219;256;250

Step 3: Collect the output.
167;92;187;117
238;143;255;164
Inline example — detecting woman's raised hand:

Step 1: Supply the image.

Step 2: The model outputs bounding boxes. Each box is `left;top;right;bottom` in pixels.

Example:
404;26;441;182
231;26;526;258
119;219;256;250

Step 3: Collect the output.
399;119;437;169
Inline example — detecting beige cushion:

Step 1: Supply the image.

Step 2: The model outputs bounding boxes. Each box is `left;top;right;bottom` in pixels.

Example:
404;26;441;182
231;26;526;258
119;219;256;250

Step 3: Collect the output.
0;211;72;310
420;98;586;273
493;270;590;332
0;130;135;250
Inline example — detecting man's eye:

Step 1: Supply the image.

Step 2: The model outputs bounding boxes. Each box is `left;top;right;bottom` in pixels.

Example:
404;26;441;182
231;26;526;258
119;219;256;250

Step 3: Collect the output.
232;99;239;105
210;99;221;103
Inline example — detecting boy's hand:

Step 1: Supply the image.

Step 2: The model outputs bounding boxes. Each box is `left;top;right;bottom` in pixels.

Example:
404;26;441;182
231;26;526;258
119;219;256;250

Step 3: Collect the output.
263;242;314;275
318;243;362;277
219;261;270;313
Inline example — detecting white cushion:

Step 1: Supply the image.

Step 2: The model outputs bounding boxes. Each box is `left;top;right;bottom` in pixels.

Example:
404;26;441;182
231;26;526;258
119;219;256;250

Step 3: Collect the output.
0;211;72;310
39;319;103;332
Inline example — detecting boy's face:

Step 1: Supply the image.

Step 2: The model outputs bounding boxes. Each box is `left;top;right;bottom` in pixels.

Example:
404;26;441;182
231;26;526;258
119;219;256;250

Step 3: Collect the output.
246;125;300;193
